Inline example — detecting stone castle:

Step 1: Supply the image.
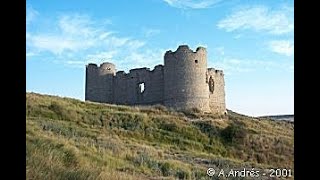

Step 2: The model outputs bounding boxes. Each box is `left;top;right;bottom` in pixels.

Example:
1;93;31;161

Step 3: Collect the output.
85;45;226;114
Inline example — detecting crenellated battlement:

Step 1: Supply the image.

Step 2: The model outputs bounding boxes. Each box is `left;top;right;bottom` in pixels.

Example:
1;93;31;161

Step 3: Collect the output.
87;63;165;78
165;45;206;57
87;63;98;67
208;68;224;76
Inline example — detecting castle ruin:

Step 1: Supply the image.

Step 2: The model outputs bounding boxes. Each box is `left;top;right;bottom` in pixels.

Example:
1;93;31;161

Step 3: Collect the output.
85;45;226;114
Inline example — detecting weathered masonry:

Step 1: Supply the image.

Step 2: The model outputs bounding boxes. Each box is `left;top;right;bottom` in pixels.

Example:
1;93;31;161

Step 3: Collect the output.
85;45;226;114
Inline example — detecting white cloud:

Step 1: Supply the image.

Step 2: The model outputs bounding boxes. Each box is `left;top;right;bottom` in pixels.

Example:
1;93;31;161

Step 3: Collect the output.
27;12;165;71
85;51;118;64
29;35;91;54
212;57;286;75
61;60;86;69
26;52;37;57
27;14;146;55
127;40;146;50
58;15;96;37
143;28;161;37
105;36;130;47
217;5;293;35
233;34;243;39
99;32;113;40
214;47;225;56
268;40;294;56
163;0;223;9
289;65;294;72
26;5;39;24
66;60;84;65
27;15;101;54
122;49;164;70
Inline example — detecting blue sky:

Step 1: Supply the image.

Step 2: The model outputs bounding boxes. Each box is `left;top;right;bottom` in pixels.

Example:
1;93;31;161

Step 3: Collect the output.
26;0;294;116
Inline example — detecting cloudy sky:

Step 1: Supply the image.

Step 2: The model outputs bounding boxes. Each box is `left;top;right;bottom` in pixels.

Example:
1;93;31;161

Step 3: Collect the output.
26;0;294;116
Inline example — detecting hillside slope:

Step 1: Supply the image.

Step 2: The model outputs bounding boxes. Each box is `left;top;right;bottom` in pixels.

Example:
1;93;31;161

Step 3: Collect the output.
26;93;294;179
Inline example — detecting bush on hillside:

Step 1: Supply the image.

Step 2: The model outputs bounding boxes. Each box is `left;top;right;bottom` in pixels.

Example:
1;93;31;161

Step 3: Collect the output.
221;123;247;144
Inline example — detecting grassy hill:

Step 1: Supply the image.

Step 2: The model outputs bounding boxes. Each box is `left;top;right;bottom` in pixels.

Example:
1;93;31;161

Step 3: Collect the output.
26;93;294;179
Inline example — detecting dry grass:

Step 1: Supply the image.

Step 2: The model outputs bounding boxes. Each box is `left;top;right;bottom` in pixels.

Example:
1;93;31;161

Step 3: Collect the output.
26;92;294;179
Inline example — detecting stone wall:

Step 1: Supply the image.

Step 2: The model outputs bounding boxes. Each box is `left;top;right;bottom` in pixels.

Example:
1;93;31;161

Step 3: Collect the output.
85;64;100;102
85;45;226;114
113;66;164;105
207;68;226;115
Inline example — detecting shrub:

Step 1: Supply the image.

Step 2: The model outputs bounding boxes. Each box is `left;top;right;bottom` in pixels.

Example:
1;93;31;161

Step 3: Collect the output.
160;162;172;176
221;123;247;144
193;121;219;138
182;108;201;118
176;169;191;179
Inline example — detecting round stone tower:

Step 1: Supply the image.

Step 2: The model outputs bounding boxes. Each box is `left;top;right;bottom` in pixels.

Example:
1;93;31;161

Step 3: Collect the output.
98;62;116;103
164;45;210;112
99;62;116;76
